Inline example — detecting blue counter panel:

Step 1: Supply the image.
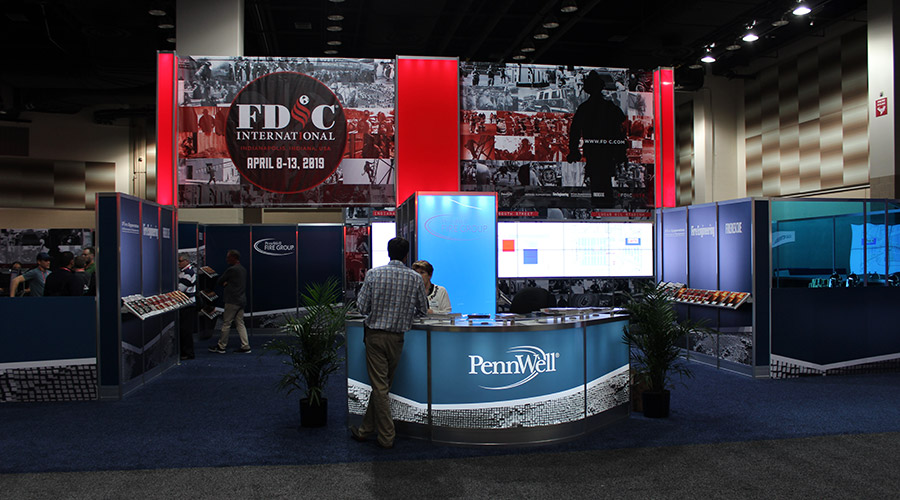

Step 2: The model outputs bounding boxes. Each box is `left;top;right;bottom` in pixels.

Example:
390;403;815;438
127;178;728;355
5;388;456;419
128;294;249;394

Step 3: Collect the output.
430;327;584;406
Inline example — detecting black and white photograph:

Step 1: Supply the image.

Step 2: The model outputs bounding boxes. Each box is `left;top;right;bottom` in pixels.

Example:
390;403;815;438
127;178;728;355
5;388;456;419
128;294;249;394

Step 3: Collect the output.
459;62;654;211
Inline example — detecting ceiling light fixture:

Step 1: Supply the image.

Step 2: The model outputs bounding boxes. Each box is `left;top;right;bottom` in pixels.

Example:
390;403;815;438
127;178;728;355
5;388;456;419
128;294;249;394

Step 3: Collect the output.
328;0;345;3
688;63;703;70
166;37;176;43
742;21;759;42
560;0;578;13
158;23;174;29
771;18;789;27
327;39;342;46
521;41;536;53
700;45;716;63
148;9;166;16
792;3;811;16
533;27;549;40
326;25;343;32
542;16;559;29
512;54;527;61
327;14;344;21
725;43;741;51
324;49;339;55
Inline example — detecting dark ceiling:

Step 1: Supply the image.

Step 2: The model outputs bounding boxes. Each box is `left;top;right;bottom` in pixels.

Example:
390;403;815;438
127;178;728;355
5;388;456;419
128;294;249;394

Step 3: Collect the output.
0;0;867;120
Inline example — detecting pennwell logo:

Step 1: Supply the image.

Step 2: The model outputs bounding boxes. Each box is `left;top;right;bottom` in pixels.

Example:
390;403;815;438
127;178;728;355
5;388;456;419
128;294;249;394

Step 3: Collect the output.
469;345;559;390
253;238;295;256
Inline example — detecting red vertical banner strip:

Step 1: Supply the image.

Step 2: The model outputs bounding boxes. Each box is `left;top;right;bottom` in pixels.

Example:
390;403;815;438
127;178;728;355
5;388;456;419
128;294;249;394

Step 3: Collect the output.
653;68;675;208
156;52;176;206
395;57;460;206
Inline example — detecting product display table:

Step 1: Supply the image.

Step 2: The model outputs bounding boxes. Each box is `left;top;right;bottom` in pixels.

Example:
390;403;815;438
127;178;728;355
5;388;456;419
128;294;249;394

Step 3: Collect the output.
347;310;630;445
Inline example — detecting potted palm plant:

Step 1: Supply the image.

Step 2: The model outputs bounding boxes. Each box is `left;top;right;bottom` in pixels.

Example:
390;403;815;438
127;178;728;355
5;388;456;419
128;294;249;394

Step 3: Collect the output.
622;282;707;418
263;276;352;427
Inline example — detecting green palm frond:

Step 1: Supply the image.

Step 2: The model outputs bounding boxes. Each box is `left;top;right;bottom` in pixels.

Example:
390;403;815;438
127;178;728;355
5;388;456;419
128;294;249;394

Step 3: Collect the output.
622;282;710;392
263;277;353;406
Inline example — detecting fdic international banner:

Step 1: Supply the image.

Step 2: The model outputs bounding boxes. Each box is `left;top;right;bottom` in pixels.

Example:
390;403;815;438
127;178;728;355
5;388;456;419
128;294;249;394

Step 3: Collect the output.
176;56;396;207
459;63;655;213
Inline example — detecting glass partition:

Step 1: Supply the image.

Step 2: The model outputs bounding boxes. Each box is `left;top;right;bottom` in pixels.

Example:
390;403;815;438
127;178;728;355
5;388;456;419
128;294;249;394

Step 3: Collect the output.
771;199;867;288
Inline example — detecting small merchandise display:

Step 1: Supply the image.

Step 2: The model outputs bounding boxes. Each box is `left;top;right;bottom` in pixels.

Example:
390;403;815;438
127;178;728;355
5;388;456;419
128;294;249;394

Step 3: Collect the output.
122;291;193;320
198;266;220;320
668;285;750;309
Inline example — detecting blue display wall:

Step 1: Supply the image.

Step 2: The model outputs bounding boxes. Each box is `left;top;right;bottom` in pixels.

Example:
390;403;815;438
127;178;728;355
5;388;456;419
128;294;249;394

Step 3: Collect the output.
97;193;178;399
185;223;344;329
656;198;768;377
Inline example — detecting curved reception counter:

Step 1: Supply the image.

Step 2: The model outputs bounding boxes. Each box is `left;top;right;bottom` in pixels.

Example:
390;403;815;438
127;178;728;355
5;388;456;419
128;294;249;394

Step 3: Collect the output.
346;312;630;445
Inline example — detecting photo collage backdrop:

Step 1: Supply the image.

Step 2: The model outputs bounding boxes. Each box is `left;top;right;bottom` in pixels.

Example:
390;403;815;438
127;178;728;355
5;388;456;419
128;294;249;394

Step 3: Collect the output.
459;63;655;212
176;56;396;207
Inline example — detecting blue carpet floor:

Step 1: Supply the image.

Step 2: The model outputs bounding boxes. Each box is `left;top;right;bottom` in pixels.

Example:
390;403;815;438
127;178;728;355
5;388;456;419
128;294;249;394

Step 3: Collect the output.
3;338;900;474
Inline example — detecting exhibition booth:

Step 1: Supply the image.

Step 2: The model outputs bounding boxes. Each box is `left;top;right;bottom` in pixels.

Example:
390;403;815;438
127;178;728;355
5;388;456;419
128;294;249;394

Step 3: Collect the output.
657;197;900;379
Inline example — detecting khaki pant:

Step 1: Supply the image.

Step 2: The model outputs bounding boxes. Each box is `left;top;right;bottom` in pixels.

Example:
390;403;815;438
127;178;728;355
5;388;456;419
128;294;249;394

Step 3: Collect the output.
359;326;404;447
218;303;249;350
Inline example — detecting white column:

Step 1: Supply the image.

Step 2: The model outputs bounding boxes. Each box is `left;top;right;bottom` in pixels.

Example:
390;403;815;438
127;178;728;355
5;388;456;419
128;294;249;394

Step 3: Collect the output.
176;0;244;56
868;0;897;198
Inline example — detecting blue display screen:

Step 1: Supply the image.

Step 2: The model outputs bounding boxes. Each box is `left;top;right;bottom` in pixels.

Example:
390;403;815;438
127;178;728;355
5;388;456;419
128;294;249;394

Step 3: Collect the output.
416;194;497;314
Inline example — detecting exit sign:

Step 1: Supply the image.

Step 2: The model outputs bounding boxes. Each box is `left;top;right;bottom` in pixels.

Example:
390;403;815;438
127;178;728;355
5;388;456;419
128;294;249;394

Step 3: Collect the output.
875;97;888;117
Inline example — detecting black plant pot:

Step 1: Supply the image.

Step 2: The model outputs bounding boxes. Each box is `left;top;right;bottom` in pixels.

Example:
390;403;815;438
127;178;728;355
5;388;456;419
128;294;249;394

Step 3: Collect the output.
641;390;670;418
299;397;328;427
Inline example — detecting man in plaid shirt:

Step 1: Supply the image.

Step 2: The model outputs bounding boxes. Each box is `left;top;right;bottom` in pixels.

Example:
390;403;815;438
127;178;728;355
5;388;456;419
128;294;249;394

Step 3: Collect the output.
351;237;427;449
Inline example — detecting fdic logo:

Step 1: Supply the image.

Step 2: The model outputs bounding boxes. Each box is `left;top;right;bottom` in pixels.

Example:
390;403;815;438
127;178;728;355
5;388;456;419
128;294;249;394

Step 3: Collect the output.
253;238;295;257
225;72;347;194
469;345;559;390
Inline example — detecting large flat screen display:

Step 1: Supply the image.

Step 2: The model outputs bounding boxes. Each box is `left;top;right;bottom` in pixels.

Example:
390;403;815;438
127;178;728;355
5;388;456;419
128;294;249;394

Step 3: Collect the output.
371;221;396;268
498;222;653;278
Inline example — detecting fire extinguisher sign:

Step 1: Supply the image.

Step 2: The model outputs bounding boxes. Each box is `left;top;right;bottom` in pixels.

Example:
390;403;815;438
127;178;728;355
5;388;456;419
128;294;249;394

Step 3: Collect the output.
875;97;888;117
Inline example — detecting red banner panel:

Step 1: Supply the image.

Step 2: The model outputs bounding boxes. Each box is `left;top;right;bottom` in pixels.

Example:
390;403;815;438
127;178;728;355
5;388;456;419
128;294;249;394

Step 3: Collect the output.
396;57;459;206
654;68;675;208
156;52;176;206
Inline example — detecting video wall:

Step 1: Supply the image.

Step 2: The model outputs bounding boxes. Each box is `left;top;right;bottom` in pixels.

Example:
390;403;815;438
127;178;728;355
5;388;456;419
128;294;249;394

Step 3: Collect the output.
176;56;396;207
498;221;653;278
458;62;656;212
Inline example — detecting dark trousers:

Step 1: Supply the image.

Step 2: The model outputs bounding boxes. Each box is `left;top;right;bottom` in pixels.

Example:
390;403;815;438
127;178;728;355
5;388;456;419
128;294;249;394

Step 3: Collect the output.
179;305;196;358
359;326;404;447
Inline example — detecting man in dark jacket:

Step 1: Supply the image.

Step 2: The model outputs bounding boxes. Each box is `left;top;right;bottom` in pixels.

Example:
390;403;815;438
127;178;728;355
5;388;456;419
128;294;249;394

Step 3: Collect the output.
209;249;249;354
44;251;82;296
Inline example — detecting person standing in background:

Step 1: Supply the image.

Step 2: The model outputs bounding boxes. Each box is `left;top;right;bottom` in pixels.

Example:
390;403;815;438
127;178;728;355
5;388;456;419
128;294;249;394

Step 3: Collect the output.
9;252;51;297
178;254;197;360
350;237;427;449
44;251;81;296
209;249;250;354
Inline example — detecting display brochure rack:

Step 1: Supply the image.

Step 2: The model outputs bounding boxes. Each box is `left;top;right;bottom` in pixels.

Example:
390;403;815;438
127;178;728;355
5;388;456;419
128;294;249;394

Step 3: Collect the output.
198;266;219;320
670;285;751;309
122;291;194;320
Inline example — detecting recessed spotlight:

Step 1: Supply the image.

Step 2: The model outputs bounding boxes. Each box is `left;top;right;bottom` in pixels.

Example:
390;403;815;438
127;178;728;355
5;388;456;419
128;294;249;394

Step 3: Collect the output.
521;41;535;53
327;40;342;46
700;54;716;63
166;37;176;44
725;44;741;51
327;14;344;21
533;27;549;40
326;25;343;32
148;9;166;16
512;54;526;61
792;4;811;16
771;18;789;27
688;63;703;70
542;16;559;29
742;32;759;42
560;0;578;13
158;23;174;29
324;49;339;55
